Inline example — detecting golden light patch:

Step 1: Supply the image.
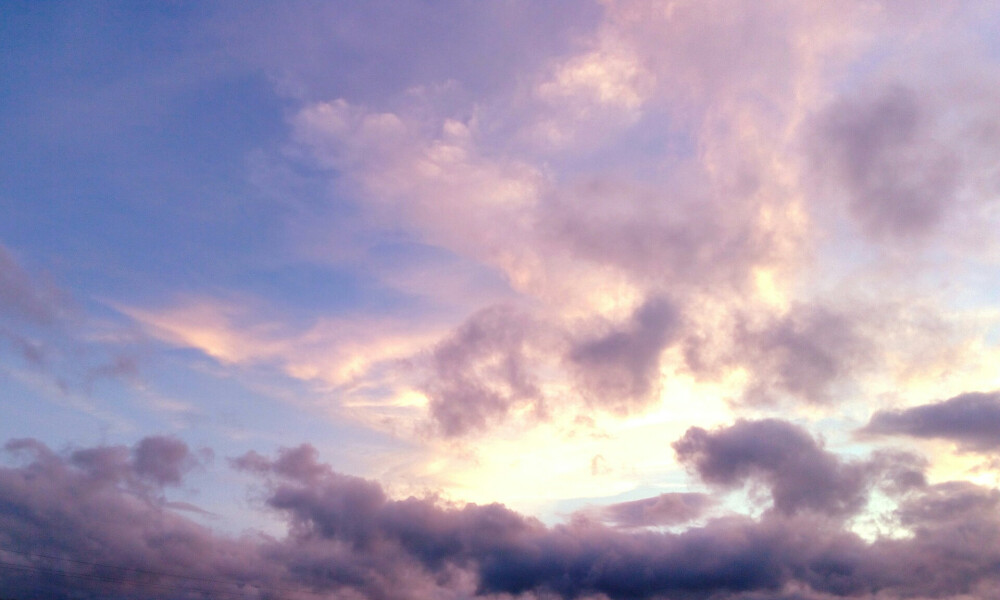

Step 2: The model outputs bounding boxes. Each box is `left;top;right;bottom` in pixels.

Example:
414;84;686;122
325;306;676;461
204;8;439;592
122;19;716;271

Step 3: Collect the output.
752;267;788;309
926;442;1000;488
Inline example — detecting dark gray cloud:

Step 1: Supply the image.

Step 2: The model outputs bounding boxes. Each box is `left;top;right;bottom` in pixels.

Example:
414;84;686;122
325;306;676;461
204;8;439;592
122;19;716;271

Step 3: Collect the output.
5;429;1000;600
895;480;1000;529
231;441;894;599
570;296;679;412
422;305;548;436
61;435;205;492
861;390;1000;451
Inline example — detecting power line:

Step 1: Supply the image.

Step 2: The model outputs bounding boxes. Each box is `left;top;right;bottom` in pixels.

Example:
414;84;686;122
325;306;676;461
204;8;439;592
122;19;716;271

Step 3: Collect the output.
0;560;249;599
0;546;334;598
0;547;246;587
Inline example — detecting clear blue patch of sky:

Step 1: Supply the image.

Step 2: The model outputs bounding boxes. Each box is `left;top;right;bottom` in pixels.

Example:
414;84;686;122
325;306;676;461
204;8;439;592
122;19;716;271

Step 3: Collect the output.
236;261;420;323
0;1;293;298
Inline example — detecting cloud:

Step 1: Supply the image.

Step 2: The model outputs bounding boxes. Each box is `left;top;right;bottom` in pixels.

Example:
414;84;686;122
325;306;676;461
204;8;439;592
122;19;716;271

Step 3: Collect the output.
672;419;919;517
0;244;147;400
132;435;207;486
422;305;551;437
0;245;66;325
804;31;1000;247
421;296;679;435
263;0;909;443
4;429;1000;599
0;438;267;600
861;390;1000;452
896;480;1000;529
244;446;996;600
808;85;959;239
569;296;678;411
731;304;871;406
577;492;714;528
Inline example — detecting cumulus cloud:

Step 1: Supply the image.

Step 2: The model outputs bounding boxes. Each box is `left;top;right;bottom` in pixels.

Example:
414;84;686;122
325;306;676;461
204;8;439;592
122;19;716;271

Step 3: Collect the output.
133;435;207;486
731;305;871;406
808;85;959;239
570;296;678;411
421;305;551;436
0;438;262;600
223;0;997;454
274;0;877;440
4;429;1000;600
804;28;1000;247
861;390;1000;452
420;296;682;435
673;419;923;517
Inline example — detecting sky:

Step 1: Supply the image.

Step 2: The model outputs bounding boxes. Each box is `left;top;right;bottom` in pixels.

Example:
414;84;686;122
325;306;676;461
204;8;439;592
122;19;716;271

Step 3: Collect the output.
2;1;1000;599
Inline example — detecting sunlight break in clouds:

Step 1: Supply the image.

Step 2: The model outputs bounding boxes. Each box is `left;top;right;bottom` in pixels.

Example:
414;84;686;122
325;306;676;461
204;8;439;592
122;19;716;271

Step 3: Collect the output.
4;1;1000;598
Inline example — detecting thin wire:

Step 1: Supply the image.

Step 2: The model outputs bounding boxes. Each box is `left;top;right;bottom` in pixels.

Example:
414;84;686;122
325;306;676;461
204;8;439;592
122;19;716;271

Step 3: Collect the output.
0;546;333;598
0;546;242;586
0;560;250;599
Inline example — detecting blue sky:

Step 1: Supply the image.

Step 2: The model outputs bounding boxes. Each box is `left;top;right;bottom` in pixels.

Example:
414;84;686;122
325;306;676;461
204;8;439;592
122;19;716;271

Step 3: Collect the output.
3;2;1000;599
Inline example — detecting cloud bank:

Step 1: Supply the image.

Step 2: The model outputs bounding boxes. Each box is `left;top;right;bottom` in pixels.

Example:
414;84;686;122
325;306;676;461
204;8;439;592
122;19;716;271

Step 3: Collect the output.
2;419;999;600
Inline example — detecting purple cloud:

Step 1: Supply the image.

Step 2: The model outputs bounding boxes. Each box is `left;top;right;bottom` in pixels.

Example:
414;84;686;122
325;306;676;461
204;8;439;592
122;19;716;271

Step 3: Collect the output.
422;305;548;436
0;438;269;600
673;419;922;517
577;492;714;528
732;305;870;405
0;245;66;326
682;304;866;406
570;296;678;412
861;390;1000;451
809;85;958;239
4;430;1000;599
132;435;204;487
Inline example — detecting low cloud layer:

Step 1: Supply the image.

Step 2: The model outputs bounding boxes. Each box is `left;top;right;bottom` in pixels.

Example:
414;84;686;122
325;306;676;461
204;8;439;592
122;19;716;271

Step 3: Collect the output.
3;421;1000;600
